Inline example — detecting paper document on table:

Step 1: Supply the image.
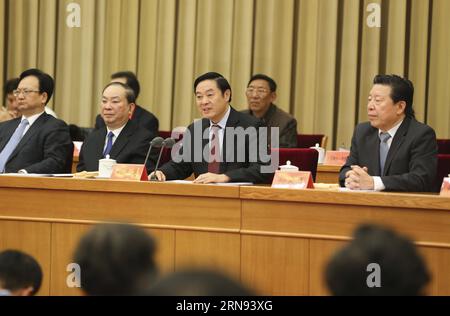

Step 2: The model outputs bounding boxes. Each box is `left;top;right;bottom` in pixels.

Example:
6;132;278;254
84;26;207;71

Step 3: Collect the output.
0;173;74;177
339;187;376;192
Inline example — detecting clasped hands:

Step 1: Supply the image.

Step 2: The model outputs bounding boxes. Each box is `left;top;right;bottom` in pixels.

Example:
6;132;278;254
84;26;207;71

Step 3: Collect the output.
344;165;374;190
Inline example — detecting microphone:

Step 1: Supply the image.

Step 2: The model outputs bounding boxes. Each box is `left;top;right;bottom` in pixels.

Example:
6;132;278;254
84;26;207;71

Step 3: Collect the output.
143;137;164;171
149;138;176;181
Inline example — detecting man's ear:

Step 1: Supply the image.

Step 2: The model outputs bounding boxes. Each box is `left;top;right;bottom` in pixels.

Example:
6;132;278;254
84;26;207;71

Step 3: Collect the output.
129;103;136;118
270;91;277;103
396;100;406;115
224;90;231;103
41;92;48;106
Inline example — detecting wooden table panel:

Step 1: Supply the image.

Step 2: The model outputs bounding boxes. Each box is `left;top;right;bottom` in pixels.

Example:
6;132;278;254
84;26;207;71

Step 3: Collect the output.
241;235;309;295
175;230;241;279
0;220;51;296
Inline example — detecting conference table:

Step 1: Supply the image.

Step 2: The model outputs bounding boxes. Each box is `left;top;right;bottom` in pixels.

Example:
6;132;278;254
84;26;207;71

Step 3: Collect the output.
1;175;450;296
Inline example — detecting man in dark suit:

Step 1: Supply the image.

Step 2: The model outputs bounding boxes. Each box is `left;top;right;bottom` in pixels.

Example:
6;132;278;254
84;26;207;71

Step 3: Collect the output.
241;74;298;148
0;69;73;174
77;82;157;172
152;72;272;184
95;71;159;135
339;74;438;192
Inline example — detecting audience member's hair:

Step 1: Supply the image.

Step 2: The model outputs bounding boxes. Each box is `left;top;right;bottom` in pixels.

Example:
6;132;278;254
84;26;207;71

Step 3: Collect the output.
0;250;43;296
193;72;232;102
373;74;415;118
102;82;136;104
146;268;254;296
325;223;430;296
111;71;140;99
73;223;157;296
19;68;54;105
247;74;277;92
3;77;19;102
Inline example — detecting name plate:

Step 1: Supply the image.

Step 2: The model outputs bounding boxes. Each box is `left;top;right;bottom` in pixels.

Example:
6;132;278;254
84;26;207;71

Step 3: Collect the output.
271;170;314;189
111;164;148;181
324;151;350;166
440;177;450;196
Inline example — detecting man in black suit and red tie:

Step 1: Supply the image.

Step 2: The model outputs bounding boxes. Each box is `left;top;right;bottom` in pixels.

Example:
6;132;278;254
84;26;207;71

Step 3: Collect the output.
151;72;272;184
0;69;72;174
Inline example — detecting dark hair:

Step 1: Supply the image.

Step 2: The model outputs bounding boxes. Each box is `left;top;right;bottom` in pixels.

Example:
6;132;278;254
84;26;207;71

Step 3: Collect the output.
325;224;430;296
3;78;19;102
373;74;415;118
111;71;140;99
248;74;277;92
102;82;136;104
146;269;254;296
19;69;54;105
0;250;43;295
193;72;232;102
73;223;157;296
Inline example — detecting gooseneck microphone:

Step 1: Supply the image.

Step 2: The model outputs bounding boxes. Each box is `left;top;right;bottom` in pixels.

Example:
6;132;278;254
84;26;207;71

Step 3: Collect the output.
143;137;164;171
149;137;176;181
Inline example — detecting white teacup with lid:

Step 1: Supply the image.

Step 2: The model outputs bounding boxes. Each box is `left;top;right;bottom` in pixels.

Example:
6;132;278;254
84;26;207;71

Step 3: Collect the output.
279;160;299;172
98;155;117;178
310;143;325;164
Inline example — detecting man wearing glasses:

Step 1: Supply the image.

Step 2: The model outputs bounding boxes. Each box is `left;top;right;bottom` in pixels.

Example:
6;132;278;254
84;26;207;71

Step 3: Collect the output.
242;74;298;148
0;68;72;174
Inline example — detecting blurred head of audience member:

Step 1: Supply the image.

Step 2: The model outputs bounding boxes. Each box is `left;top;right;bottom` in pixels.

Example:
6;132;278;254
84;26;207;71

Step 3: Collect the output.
146;268;254;296
74;223;157;296
325;223;430;296
0;249;43;296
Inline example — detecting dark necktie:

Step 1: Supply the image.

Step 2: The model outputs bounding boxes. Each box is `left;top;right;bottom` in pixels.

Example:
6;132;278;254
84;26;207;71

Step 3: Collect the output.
208;124;221;174
379;132;391;175
103;131;114;157
0;119;29;173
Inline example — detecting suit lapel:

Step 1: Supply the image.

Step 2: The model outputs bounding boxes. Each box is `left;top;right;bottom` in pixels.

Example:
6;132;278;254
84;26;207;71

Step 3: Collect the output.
0;118;21;151
93;128;107;159
222;107;239;173
8;114;48;161
365;128;381;176
383;118;410;175
109;121;133;158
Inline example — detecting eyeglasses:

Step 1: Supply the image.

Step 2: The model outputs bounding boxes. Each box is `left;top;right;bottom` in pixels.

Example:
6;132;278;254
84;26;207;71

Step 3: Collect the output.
13;89;40;97
246;87;269;95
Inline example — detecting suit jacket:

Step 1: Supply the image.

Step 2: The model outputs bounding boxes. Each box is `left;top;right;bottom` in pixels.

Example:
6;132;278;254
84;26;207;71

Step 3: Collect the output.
95;104;159;135
0;113;73;173
159;107;273;183
77;120;157;172
339;117;438;192
242;104;298;148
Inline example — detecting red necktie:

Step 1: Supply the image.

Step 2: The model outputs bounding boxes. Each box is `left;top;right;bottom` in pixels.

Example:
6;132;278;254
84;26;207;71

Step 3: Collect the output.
208;124;221;173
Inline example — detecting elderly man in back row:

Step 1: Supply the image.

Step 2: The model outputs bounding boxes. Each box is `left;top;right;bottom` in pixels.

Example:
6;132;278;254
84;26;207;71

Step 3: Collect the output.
242;74;298;148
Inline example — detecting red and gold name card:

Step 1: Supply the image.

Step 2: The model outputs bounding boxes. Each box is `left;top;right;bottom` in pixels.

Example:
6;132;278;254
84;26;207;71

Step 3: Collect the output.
324;151;350;166
111;164;148;181
271;170;314;189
